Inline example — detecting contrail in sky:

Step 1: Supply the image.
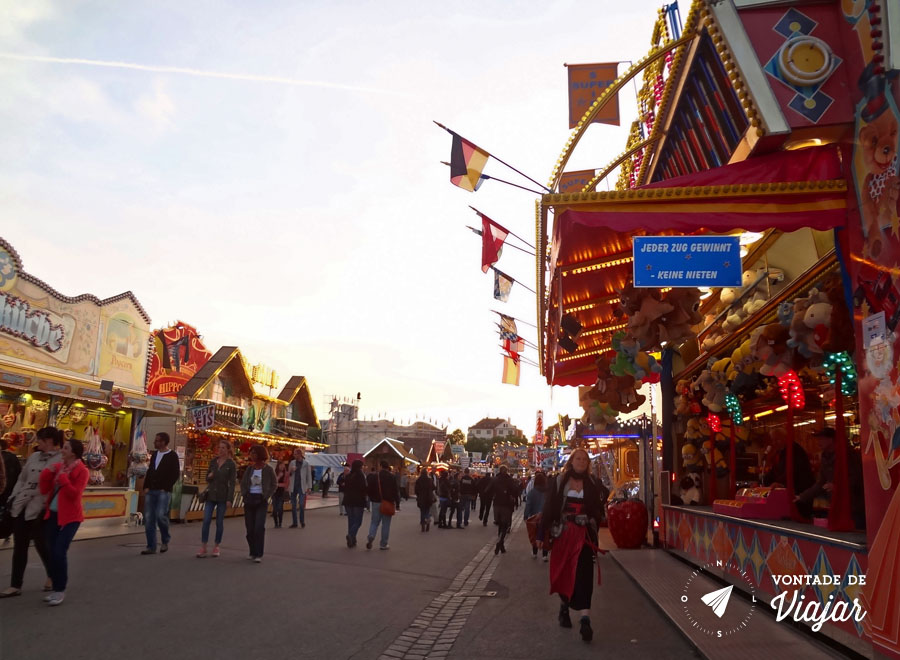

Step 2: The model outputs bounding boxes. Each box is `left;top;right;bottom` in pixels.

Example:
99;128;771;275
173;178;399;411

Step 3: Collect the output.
0;52;407;96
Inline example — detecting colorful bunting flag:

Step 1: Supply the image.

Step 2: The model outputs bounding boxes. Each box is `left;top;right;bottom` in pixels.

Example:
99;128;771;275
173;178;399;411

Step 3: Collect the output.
481;214;509;272
501;354;520;386
499;314;518;339
502;336;525;356
493;268;513;302
450;133;490;192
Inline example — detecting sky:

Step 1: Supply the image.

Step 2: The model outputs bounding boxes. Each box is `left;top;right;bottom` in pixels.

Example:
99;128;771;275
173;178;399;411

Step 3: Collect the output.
0;0;667;436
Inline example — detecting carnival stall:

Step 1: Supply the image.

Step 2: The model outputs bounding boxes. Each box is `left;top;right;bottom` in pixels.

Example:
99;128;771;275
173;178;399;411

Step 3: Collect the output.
536;1;900;656
174;347;325;520
0;237;185;527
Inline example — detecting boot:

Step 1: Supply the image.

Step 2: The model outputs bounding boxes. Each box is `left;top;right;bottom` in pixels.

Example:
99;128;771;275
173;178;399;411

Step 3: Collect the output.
579;616;593;642
558;604;572;628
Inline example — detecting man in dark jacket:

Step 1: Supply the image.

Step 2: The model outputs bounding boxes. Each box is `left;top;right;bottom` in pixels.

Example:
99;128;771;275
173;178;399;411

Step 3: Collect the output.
0;438;22;541
436;471;451;528
489;466;516;554
477;472;494;526
365;461;399;550
141;432;180;555
459;468;476;527
448;472;462;529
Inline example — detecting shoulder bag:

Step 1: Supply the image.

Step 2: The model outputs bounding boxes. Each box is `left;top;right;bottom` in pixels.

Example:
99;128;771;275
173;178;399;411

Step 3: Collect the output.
378;473;395;516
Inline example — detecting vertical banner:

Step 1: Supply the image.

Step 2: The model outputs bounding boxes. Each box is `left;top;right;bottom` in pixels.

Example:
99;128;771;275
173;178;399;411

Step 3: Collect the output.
535;410;544;446
558;169;596;194
567;62;620;129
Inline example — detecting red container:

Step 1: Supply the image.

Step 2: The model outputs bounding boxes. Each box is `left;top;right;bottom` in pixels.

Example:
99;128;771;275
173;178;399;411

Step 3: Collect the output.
607;499;648;549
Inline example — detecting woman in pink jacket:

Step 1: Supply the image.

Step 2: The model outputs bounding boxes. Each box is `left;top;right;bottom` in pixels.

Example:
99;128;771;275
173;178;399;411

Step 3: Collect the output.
39;438;88;607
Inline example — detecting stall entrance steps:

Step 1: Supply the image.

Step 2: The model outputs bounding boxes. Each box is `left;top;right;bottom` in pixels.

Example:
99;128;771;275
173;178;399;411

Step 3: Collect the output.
610;548;848;660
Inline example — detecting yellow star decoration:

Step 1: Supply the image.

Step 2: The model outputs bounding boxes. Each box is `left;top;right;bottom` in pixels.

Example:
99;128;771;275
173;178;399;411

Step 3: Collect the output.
859;299;870;319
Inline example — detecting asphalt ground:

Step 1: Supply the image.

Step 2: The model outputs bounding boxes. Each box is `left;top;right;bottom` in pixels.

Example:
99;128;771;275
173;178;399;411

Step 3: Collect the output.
0;501;699;660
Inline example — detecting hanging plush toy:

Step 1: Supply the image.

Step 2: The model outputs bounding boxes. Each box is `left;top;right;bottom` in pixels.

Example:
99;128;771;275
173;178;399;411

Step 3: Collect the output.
696;357;730;413
674;379;694;416
750;323;794;377
84;425;108;486
701;438;729;478
129;428;150;478
659;287;703;347
617;282;673;351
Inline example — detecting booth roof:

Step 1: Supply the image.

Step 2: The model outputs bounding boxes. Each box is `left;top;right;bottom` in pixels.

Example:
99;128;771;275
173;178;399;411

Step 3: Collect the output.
541;145;848;387
363;438;421;465
304;453;346;468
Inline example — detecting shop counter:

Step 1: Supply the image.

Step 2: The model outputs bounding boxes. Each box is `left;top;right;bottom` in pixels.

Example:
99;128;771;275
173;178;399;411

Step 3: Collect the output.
662;504;868;651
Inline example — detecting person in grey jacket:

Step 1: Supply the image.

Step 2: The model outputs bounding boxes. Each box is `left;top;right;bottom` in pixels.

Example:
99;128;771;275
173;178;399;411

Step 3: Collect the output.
289;448;312;528
240;445;276;562
197;440;236;558
0;427;62;598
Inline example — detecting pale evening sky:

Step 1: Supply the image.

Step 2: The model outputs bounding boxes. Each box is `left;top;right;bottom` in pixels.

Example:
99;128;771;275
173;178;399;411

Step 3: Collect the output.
1;0;666;435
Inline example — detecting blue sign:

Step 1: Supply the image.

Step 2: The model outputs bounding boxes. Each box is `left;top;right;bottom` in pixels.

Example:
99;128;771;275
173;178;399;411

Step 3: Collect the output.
633;236;741;288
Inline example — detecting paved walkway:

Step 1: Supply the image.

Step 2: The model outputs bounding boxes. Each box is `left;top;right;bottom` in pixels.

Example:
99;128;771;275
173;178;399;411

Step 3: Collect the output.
0;504;704;660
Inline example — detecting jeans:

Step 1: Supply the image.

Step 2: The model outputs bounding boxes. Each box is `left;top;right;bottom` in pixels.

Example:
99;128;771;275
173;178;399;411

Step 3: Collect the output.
449;502;461;526
346;506;364;541
479;497;492;523
44;512;80;593
290;491;307;526
367;505;392;548
338;491;345;515
201;500;227;545
10;514;50;589
144;490;171;550
460;495;472;525
244;494;268;557
438;497;449;526
419;506;429;525
271;488;285;527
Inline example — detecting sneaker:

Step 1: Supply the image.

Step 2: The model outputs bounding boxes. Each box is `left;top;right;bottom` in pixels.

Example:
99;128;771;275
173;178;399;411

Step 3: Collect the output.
366;537;374;550
253;557;262;563
42;592;59;603
542;553;549;562
558;605;572;628
141;548;156;555
248;555;256;561
580;617;593;642
160;544;168;554
379;545;389;550
196;547;208;558
212;547;220;557
47;592;65;606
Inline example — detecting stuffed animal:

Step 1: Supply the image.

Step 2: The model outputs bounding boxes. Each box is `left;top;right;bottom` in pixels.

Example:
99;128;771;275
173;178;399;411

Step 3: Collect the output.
788;288;829;358
674;378;693;416
682;441;705;473
701;438;729;478
618;284;673;350
696;358;730;412
821;276;854;353
659;288;703;346
679;473;702;504
751;323;793;376
728;338;761;398
777;301;794;326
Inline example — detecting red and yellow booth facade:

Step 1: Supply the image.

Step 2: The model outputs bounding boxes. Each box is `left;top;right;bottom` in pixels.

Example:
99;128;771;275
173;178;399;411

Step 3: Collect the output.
537;2;900;656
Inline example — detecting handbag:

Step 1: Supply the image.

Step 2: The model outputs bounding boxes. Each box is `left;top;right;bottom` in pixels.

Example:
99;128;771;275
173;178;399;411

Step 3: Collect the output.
377;472;395;516
198;488;209;504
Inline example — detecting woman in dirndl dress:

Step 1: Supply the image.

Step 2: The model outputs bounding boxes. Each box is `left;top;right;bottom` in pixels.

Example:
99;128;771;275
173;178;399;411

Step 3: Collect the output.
541;448;606;643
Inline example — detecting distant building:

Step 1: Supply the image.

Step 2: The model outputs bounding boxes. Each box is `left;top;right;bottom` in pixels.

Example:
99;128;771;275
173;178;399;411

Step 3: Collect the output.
323;412;448;463
466;417;524;442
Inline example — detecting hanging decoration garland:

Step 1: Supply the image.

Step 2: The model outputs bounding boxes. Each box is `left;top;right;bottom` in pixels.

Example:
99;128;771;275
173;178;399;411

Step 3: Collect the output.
823;351;858;395
707;412;722;433
724;392;743;425
777;370;805;409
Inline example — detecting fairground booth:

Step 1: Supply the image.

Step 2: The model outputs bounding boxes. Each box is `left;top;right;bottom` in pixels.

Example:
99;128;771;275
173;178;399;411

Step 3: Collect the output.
0;238;184;528
173;346;325;520
536;2;900;656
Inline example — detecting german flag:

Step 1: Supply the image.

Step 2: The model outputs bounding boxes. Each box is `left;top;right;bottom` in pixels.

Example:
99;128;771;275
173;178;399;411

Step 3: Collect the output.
450;133;489;192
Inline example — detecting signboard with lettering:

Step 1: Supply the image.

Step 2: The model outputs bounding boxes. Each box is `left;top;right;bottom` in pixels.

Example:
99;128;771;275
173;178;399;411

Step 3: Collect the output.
0;238;150;382
632;236;741;288
190;403;215;430
535;410;544;446
146;323;213;398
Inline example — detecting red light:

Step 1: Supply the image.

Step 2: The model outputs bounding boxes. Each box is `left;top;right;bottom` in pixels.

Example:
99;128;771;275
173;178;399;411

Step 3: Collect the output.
707;413;722;433
777;370;805;409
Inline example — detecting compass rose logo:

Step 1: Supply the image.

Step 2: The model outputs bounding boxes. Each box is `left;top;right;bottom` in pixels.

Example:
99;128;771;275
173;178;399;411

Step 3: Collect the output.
701;585;734;618
681;561;756;638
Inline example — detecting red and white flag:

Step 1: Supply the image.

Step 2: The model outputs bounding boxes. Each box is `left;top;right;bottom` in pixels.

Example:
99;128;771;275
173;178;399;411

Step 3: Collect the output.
481;214;509;273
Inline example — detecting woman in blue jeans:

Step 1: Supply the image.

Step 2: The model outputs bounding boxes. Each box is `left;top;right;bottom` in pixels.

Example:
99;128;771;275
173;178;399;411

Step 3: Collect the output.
197;440;236;558
342;460;368;547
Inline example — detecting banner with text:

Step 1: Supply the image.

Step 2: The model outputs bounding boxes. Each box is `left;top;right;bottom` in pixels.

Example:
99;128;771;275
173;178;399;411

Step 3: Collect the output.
632;236;741;288
567;62;619;129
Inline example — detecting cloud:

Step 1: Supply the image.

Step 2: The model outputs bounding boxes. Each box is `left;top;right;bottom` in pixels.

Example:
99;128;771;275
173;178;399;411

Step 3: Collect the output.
134;78;176;133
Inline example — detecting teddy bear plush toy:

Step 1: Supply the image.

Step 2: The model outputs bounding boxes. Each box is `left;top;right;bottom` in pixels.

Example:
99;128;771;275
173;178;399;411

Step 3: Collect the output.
681;443;705;475
658;287;703;347
751;322;793;376
617;283;673;351
788;288;829;359
821;275;855;353
696;358;730;412
674;378;694;417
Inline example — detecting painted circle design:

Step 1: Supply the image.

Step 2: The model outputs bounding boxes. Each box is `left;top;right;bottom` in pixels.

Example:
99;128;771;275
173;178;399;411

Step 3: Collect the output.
777;35;833;87
681;560;757;638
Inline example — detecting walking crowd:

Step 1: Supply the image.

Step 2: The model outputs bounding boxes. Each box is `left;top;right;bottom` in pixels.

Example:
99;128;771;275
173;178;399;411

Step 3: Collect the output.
0;427;610;646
